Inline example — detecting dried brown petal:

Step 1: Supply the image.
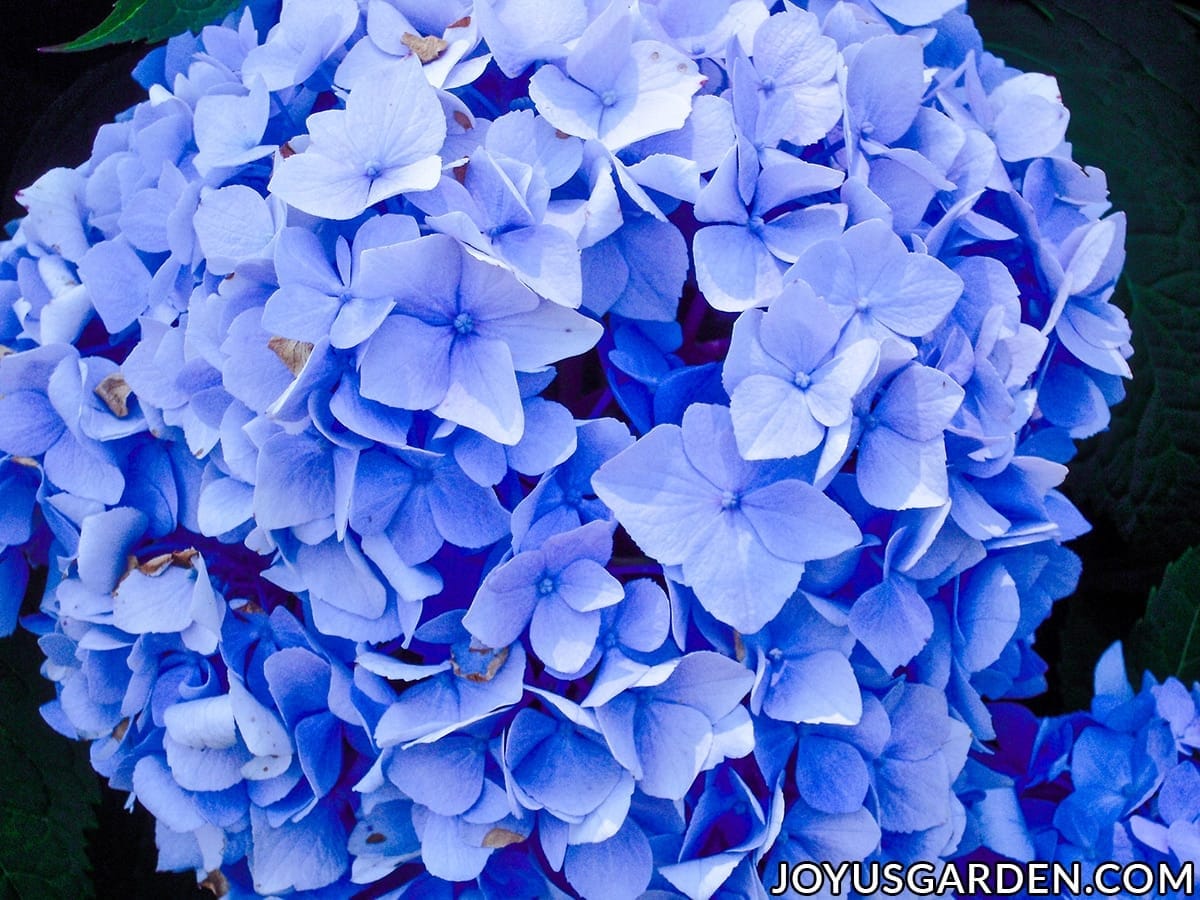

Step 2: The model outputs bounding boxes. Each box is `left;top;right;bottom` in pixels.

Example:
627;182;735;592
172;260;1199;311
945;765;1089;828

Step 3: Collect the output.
94;372;133;418
402;32;449;63
365;832;387;845
137;548;199;576
200;870;230;897
453;110;473;130
482;828;525;849
268;336;314;376
451;643;509;683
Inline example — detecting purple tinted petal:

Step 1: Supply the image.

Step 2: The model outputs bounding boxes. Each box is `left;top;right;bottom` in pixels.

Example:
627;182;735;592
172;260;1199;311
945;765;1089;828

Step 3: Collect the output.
847;35;924;144
694;224;783;313
463;552;543;647
730;374;823;459
874;365;964;442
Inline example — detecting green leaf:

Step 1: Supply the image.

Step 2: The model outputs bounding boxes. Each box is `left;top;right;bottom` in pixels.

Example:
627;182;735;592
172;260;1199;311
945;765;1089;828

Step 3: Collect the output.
0;628;100;897
1176;3;1200;29
45;0;242;52
1128;546;1200;684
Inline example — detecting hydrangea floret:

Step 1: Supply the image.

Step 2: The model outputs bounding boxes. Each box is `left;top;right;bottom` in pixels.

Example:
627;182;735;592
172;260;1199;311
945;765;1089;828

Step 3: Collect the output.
0;0;1135;896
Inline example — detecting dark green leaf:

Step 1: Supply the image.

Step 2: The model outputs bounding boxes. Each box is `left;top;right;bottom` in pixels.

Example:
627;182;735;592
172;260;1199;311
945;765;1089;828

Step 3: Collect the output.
44;0;242;52
1019;0;1055;21
1176;3;1200;29
1128;546;1200;684
0;628;99;898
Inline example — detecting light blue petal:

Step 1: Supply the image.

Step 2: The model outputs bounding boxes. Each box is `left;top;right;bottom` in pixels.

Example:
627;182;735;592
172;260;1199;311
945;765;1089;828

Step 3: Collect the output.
694;224;783;313
741;479;862;564
857;426;949;510
731;374;823;459
848;576;934;671
763;650;861;726
359;316;453;411
529;596;600;673
846;34;924;144
438;336;524;444
591;423;717;567
77;507;147;593
463;551;543;647
78;237;151;332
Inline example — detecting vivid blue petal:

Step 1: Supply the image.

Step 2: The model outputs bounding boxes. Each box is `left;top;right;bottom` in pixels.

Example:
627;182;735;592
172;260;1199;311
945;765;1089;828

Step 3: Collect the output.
795;736;870;815
248;803;348;895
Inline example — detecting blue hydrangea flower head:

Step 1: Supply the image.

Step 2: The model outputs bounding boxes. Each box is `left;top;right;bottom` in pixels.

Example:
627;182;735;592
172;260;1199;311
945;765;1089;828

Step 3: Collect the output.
0;0;1137;894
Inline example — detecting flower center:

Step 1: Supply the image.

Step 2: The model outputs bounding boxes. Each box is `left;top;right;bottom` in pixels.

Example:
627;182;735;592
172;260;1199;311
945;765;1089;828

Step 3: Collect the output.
793;371;812;389
759;76;775;95
537;576;556;597
363;160;382;179
453;312;475;335
721;490;741;510
855;296;871;312
600;90;619;108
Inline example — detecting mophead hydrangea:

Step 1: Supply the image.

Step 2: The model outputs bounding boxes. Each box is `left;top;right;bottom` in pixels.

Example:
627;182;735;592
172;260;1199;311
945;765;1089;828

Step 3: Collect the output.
0;0;1133;896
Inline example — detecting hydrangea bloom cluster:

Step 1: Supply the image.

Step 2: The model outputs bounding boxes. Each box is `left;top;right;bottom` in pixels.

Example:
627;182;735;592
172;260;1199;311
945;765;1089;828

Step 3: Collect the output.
0;0;1132;896
962;644;1200;899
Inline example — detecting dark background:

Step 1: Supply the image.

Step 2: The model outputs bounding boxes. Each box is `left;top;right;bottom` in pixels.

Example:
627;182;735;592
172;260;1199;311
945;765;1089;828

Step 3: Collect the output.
0;0;1196;897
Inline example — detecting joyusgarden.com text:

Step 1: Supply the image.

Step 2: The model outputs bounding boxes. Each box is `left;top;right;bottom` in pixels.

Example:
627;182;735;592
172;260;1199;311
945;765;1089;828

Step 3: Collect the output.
768;860;1194;896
